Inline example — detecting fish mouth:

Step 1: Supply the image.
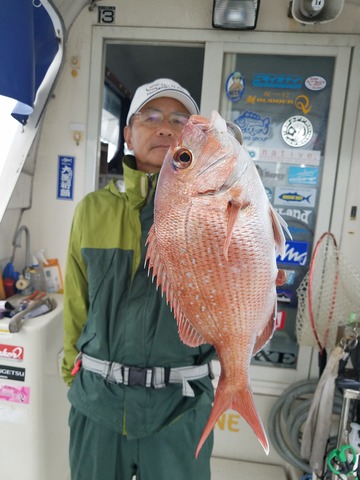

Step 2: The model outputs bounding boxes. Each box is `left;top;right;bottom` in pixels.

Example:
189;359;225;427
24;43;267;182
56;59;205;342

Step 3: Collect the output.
187;112;243;146
186;112;247;194
194;122;247;193
192;117;232;179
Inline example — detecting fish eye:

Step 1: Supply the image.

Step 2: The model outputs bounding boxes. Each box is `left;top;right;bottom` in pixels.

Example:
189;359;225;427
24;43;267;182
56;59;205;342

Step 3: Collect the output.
172;148;193;169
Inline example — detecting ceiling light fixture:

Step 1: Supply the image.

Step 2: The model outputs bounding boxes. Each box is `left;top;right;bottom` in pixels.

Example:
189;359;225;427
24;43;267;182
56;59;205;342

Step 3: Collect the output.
212;0;260;30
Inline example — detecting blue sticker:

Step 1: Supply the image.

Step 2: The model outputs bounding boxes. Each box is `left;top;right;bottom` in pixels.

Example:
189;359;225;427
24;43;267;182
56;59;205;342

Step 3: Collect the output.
57;156;75;200
234;111;270;138
274;187;316;208
279;192;311;203
247;147;258;159
288;224;310;236
277;241;309;266
252;73;303;89
276;289;292;303
288;166;319;185
225;71;245;102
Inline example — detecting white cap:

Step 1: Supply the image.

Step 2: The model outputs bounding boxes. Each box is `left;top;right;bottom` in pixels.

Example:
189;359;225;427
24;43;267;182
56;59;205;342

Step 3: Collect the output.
126;78;199;125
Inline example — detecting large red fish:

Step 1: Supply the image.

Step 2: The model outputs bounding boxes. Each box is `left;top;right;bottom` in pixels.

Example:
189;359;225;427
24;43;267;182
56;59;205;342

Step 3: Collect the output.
146;111;288;457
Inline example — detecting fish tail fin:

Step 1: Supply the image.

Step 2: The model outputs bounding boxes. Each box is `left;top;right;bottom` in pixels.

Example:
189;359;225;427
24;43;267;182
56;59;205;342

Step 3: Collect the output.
196;379;269;458
196;380;230;458
232;386;269;455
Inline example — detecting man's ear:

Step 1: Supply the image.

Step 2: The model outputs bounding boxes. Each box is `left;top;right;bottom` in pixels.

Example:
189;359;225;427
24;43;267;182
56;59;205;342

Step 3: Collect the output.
124;125;133;150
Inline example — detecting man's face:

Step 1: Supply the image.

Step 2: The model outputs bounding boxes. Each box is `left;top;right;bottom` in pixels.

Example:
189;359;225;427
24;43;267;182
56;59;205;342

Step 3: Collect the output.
124;97;191;173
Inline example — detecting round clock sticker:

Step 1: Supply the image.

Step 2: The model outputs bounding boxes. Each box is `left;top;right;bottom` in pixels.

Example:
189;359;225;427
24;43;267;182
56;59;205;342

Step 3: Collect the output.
281;115;313;148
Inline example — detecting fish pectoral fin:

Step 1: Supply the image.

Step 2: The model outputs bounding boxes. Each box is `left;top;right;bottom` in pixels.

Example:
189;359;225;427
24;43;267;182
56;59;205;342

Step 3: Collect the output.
269;204;291;258
252;308;276;355
224;193;250;260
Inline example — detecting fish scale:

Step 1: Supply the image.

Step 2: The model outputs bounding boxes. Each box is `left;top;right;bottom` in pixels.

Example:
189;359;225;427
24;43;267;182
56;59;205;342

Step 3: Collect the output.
146;110;289;458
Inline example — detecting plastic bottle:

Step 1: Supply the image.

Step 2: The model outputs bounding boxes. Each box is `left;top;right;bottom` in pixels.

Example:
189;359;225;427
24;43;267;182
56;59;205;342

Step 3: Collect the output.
3;278;15;298
34;250;51;292
349;422;360;453
30;256;46;292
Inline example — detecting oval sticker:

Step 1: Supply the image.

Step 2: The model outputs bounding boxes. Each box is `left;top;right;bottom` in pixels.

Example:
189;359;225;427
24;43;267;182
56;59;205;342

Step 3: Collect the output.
305;76;326;91
225;71;245;102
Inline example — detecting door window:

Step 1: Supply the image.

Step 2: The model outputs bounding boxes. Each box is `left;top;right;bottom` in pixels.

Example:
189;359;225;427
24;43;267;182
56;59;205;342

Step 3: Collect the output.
218;52;336;371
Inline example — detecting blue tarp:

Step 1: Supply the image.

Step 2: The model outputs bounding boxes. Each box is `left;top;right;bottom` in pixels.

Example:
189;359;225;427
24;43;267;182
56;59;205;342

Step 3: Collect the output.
0;0;59;125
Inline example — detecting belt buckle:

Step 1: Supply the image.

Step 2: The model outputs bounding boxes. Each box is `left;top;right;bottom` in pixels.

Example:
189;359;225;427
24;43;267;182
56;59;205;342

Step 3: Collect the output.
126;366;152;387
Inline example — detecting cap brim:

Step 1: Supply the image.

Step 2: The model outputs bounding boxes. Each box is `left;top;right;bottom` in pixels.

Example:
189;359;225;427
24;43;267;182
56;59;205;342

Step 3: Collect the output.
127;88;199;124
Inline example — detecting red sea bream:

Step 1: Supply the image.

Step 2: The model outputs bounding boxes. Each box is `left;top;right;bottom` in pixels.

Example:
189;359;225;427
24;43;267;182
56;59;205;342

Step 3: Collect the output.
146;111;288;457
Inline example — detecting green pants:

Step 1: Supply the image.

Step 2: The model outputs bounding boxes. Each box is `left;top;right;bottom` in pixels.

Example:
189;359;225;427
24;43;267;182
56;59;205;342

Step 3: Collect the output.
69;405;213;480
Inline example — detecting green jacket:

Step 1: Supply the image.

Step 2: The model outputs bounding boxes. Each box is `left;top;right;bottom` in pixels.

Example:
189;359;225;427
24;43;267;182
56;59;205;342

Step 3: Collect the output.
62;155;215;439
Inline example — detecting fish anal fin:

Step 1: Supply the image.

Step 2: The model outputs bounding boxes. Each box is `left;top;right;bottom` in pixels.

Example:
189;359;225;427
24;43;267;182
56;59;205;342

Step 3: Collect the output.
252;308;276;355
177;308;207;347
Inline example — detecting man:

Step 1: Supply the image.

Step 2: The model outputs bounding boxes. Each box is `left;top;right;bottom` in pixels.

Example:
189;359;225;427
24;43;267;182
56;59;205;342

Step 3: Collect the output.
62;78;216;480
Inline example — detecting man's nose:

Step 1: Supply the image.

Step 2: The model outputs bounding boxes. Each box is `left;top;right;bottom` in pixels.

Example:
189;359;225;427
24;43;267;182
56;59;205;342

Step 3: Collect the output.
156;120;175;135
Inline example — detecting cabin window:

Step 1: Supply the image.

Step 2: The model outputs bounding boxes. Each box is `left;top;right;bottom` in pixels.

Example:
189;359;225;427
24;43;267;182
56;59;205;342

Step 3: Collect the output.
97;43;205;190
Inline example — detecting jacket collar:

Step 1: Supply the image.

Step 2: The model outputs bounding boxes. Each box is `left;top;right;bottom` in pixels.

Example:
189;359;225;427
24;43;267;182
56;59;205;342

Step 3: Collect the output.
106;155;158;209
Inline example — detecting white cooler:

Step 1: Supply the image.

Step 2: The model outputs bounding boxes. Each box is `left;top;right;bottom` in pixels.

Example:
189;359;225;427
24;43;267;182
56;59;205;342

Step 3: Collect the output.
0;293;70;480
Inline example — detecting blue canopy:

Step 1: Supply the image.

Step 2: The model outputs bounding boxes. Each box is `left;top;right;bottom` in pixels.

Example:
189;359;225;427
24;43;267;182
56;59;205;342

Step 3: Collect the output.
0;0;59;125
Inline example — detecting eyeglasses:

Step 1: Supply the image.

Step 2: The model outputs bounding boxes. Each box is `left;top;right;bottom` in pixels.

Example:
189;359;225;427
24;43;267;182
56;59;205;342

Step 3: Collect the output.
132;108;190;132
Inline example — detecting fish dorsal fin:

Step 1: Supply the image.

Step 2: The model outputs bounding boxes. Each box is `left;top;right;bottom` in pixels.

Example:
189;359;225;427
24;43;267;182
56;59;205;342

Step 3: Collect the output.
252;307;276;355
146;225;206;347
269;203;291;258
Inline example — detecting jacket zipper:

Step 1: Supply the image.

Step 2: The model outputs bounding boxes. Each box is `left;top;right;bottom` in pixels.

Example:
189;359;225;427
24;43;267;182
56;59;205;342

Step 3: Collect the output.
146;173;155;204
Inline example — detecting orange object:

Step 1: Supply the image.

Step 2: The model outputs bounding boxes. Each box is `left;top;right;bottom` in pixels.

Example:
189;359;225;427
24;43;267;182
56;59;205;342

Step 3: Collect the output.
43;259;64;293
0;275;5;300
27;290;47;301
